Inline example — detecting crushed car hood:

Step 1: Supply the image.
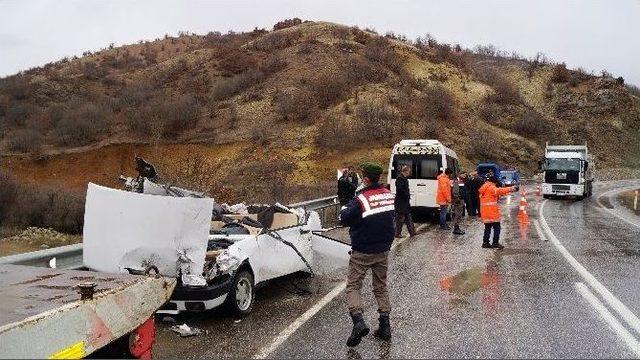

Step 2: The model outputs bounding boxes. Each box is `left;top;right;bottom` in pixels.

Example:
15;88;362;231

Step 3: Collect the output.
83;183;213;277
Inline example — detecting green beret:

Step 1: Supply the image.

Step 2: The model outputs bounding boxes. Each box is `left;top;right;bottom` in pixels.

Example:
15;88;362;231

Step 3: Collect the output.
360;162;384;176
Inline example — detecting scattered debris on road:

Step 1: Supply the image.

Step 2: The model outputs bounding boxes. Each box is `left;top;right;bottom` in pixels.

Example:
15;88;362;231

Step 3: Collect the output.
170;324;204;337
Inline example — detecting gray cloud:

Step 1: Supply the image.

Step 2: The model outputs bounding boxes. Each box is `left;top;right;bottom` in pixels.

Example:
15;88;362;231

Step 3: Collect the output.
1;0;638;85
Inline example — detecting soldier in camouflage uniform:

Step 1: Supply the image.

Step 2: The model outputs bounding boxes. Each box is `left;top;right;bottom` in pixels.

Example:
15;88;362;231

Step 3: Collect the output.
451;173;466;235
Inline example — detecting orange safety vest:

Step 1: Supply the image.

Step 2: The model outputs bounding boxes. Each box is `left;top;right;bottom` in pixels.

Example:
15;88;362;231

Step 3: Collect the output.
436;173;452;205
479;182;515;223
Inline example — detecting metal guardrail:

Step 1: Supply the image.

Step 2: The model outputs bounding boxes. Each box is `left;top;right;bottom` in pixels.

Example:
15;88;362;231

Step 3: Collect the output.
0;243;83;269
0;196;341;270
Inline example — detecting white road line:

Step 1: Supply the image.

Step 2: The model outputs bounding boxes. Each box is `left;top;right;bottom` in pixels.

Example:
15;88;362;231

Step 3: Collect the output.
596;188;640;230
253;223;429;359
538;199;640;336
532;220;547;242
575;282;640;357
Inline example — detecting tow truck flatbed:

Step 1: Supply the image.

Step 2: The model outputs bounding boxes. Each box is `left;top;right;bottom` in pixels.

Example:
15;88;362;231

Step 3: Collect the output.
0;264;175;358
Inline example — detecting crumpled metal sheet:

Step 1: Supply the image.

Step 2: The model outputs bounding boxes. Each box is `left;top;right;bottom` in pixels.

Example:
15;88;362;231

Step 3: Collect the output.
83;183;213;277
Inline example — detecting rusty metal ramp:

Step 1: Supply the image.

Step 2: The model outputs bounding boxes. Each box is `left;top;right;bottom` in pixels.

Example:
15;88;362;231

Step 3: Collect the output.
0;264;175;358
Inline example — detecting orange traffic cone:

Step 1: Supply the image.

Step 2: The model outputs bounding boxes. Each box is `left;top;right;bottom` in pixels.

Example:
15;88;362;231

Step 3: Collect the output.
517;195;529;223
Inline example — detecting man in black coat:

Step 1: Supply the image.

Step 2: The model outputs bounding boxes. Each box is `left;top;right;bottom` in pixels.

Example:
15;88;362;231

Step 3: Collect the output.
467;171;482;216
394;165;416;237
338;169;357;205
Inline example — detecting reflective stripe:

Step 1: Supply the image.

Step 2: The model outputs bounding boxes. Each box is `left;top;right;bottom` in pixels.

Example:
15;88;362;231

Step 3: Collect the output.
357;194;370;211
481;202;497;206
362;204;395;218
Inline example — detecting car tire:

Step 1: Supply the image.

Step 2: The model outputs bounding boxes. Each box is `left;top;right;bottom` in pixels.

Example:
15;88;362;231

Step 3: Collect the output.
225;270;255;316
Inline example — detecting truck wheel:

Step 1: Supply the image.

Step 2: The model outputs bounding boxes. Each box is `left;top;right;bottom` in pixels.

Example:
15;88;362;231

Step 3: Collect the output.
225;270;255;316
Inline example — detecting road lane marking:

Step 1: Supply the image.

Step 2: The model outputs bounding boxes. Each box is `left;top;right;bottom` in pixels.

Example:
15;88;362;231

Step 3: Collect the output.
253;223;429;359
575;282;640;356
532;220;547;241
538;199;640;336
596;188;640;230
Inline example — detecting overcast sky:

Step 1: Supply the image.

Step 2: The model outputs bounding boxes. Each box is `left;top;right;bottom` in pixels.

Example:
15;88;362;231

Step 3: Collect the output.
1;0;639;85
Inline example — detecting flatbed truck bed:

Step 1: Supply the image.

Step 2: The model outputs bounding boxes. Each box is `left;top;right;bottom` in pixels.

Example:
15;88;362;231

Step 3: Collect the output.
0;264;175;358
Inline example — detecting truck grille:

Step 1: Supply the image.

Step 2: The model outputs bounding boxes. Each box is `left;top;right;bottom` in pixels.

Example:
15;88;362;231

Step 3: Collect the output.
552;185;571;192
545;170;579;184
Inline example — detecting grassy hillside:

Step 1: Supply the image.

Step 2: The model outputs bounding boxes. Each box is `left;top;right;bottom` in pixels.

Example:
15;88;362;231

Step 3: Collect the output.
1;19;640;206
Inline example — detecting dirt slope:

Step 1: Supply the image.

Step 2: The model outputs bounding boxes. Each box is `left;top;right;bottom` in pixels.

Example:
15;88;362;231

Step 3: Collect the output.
1;20;639;203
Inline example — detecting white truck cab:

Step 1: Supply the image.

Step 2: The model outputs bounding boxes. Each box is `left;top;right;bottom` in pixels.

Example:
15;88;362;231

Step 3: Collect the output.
541;142;594;199
387;139;459;210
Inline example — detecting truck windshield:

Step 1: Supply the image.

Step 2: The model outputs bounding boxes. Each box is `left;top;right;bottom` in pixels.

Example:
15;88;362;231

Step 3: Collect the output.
502;172;514;181
545;158;580;171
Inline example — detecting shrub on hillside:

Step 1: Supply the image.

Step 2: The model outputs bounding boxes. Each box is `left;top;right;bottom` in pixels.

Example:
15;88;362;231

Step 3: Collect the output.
119;82;156;107
7;129;44;153
5;103;34;127
218;48;258;75
512;109;549;137
126;95;198;138
469;131;498;160
422;85;456;122
364;37;403;73
82;60;107;80
0;173;84;233
479;103;502;125
354;99;399;142
248;30;302;51
476;68;521;105
0;75;32;100
211;70;264;100
162;94;199;136
550;63;570;83
273;18;302;31
260;54;288;75
345;57;387;84
309;72;352;108
315;113;354;150
272;87;317;122
54;103;111;146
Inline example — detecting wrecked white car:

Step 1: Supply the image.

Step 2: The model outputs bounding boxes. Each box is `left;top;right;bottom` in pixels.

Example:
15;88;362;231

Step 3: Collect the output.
83;182;350;316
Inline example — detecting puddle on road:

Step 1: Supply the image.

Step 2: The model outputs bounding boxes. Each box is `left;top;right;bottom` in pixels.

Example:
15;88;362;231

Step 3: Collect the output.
599;196;615;209
618;189;640;216
439;267;483;296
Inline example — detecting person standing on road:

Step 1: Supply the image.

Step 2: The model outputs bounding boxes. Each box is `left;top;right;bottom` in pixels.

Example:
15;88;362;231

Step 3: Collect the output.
467;171;481;216
479;176;516;249
436;168;453;230
451;173;466;235
394;164;416;238
338;168;357;206
340;162;395;347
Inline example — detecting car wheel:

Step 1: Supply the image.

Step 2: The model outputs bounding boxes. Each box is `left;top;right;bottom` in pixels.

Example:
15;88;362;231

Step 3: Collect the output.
225;270;255;316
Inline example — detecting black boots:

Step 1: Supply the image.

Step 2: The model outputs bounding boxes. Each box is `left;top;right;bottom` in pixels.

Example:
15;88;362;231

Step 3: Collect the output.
453;226;465;235
347;313;370;347
492;243;505;250
373;315;392;340
482;243;492;248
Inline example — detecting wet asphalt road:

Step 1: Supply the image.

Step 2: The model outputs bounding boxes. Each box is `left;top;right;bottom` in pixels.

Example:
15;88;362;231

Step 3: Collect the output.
154;180;640;359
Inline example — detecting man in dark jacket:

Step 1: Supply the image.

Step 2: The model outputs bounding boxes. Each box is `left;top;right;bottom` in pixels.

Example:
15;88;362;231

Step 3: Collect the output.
467;171;482;216
337;169;356;205
394;165;416;237
340;162;395;347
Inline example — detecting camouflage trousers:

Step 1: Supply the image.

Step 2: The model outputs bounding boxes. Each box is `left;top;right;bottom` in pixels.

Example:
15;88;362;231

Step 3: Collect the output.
452;198;465;227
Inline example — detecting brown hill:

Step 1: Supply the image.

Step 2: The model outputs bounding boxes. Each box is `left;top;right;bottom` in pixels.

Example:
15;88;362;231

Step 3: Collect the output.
1;20;640;205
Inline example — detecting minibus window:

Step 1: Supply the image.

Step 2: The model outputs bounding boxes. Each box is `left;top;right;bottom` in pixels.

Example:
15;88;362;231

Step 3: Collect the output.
391;156;415;179
417;158;440;179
